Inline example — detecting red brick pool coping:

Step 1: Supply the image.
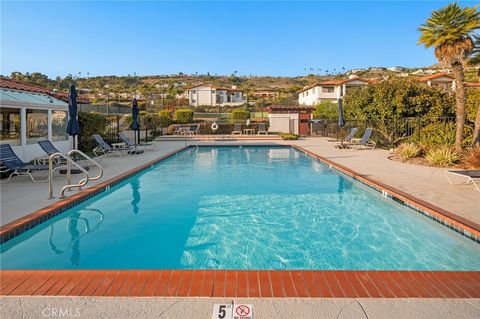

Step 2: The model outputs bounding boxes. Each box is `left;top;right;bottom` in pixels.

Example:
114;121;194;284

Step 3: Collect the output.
1;270;479;298
1;144;479;298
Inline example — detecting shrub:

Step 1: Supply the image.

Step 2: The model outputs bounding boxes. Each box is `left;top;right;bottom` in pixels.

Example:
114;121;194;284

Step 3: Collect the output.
158;110;172;127
231;108;250;122
174;108;194;124
465;146;480;169
78;112;109;153
417;122;473;149
313;101;338;119
397;143;422;160
426;146;459;167
279;133;299;140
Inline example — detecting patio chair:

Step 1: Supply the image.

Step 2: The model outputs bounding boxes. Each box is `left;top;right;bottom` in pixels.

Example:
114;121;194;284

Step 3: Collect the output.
92;134;131;157
232;123;242;135
334;127;358;148
349;128;376;150
257;123;268;135
445;170;480;192
0;143;61;182
188;124;200;135
118;132;154;150
38;139;91;173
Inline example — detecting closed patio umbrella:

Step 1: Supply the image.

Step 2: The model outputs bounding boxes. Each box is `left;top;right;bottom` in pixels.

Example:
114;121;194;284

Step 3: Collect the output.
338;98;346;145
66;84;80;149
130;98;140;147
338;98;345;127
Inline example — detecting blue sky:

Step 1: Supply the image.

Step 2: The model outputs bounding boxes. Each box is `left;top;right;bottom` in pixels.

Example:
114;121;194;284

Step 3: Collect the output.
1;1;477;77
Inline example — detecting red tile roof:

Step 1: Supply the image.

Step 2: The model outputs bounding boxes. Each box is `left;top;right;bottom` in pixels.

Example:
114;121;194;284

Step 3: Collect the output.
466;82;480;87
0;77;50;94
0;77;90;104
297;77;373;93
418;73;454;82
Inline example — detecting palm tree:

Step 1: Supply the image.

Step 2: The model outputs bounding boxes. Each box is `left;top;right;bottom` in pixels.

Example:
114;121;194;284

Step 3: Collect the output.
418;3;480;152
469;34;480;146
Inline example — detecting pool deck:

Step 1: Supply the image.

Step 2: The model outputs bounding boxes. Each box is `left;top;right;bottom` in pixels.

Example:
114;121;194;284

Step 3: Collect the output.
1;137;479;318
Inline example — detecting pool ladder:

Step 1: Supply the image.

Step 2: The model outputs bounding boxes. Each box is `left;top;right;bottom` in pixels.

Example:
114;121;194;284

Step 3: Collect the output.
48;150;104;199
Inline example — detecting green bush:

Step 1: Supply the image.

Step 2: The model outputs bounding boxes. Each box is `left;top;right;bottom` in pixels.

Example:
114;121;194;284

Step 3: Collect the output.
313;101;338;119
279;133;299;140
426;146;459;167
396;143;422;160
174;109;194;124
157;110;172;127
417;122;473;149
231;108;250;122
78;112;109;153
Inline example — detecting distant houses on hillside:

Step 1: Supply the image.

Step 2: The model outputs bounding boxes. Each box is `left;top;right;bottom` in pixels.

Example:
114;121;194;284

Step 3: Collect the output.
297;73;479;105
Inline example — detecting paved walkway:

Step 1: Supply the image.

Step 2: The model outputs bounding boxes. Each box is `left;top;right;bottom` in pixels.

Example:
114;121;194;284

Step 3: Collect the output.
1;296;479;319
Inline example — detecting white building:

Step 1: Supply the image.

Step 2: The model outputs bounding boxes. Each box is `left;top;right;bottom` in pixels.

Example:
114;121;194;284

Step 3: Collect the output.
0;78;71;162
419;73;456;90
185;85;247;106
297;77;372;106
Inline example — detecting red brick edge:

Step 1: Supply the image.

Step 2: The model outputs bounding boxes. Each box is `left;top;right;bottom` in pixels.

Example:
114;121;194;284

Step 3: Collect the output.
291;145;480;240
1;270;479;298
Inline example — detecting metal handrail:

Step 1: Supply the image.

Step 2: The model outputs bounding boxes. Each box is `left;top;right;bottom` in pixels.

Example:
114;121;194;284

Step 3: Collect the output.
66;149;104;185
48;152;90;199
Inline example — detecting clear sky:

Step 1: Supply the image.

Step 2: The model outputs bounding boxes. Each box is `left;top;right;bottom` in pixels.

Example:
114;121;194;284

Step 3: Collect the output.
1;1;477;78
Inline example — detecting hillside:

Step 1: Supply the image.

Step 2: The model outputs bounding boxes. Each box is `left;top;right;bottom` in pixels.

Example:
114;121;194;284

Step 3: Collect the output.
3;65;479;105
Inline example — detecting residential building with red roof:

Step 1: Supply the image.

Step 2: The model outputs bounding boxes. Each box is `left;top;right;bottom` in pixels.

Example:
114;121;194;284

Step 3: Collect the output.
297;76;372;105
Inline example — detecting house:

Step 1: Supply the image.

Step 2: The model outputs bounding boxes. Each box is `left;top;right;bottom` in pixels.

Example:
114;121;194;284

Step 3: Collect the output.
297;76;371;106
251;90;279;99
185;85;247;106
0;77;71;161
419;73;456;90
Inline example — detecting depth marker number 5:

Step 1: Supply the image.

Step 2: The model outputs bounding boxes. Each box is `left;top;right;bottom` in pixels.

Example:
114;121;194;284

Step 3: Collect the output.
212;304;233;319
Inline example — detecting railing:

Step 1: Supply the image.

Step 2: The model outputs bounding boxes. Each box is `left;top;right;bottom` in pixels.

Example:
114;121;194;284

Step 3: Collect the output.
48;153;90;199
66;149;104;185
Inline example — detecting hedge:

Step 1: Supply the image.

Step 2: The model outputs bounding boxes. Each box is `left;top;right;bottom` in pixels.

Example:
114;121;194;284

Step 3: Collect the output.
174;109;194;124
231;108;250;122
78;112;109;153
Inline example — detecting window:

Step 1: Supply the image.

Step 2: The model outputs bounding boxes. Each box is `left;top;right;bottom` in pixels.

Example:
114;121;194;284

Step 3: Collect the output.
26;109;48;144
0;108;21;146
191;90;196;95
235;92;240;98
52;110;68;141
322;86;335;93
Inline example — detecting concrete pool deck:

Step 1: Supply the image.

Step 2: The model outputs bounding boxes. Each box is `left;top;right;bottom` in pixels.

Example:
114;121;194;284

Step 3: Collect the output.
1;296;480;319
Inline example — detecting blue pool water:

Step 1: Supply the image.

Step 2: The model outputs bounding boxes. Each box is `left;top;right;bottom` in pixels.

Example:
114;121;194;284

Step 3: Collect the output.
1;146;479;270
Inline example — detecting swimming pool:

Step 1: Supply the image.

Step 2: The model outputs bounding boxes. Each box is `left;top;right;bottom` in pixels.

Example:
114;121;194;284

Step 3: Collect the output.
1;146;479;270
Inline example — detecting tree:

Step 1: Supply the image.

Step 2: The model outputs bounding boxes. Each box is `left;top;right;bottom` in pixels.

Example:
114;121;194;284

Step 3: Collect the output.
418;3;480;152
469;34;480;146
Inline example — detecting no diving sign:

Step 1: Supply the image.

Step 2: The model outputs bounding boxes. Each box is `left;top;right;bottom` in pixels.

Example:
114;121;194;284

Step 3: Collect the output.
212;303;253;319
233;304;253;319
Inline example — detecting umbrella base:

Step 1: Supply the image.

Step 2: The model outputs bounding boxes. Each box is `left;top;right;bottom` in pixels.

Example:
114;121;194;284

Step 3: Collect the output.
130;149;144;155
59;165;90;175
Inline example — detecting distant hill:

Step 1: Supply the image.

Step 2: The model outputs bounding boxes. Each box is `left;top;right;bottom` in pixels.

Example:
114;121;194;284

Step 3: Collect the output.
2;65;478;105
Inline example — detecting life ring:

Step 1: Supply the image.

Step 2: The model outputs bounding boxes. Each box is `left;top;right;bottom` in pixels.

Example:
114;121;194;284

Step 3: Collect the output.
211;122;218;131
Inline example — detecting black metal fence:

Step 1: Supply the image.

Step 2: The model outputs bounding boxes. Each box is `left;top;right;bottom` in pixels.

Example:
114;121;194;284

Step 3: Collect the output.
311;116;470;148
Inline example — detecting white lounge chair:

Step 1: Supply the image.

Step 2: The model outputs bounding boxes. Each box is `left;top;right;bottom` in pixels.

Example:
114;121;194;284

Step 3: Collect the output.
349;128;376;150
232;123;242;135
445;170;480;192
257;123;268;135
